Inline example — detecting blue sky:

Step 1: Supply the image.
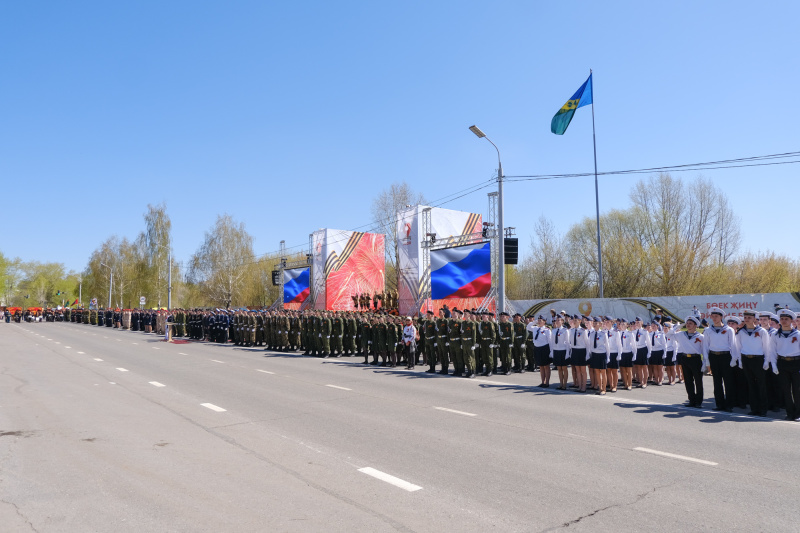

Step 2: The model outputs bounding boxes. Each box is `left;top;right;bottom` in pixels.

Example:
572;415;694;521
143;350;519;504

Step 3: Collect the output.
2;1;798;273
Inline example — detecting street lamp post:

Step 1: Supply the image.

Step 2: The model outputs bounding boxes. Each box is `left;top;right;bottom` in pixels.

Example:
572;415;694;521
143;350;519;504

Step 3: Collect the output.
100;263;113;309
469;125;505;314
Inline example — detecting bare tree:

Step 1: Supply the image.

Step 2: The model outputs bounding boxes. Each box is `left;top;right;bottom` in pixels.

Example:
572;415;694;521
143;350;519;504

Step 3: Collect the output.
629;173;741;295
137;203;173;307
515;217;590;299
188;214;254;308
370;181;426;289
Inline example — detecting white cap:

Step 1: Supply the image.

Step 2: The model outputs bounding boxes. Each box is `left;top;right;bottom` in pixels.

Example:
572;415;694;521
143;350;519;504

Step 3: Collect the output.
725;315;741;325
708;307;724;316
685;316;701;326
778;309;797;320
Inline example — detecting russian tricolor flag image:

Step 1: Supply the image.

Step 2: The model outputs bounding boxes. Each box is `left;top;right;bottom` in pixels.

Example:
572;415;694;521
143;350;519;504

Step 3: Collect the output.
430;241;491;300
283;268;310;304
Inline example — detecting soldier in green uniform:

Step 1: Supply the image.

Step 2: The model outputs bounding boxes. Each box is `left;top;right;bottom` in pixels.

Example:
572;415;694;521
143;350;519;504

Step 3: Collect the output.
343;312;356;355
524;315;536;371
302;313;311;355
319;311;332;357
360;314;372;364
512;313;528;373
461;310;478;378
498;312;514;375
448;309;463;376
478;312;496;376
250;311;258;346
436;309;449;375
386;315;399;367
423;310;437;373
277;312;286;350
331;312;343;356
374;315;387;366
289;312;302;352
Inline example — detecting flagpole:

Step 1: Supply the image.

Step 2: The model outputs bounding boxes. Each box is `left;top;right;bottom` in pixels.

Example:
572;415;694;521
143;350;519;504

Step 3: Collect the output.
590;69;604;298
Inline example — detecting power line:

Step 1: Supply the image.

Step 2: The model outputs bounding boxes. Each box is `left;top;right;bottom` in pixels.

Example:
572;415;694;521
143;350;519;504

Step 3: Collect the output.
504;150;800;181
232;177;497;270
210;149;800;271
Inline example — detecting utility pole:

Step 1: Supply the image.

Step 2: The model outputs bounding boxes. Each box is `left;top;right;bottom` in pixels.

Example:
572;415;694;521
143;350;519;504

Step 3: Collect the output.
167;253;172;310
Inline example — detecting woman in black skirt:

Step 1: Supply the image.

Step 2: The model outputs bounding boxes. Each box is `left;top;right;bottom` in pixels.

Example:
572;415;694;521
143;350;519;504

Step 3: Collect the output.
618;319;636;390
550;315;571;390
589;317;611;395
604;317;620;393
568;315;589;392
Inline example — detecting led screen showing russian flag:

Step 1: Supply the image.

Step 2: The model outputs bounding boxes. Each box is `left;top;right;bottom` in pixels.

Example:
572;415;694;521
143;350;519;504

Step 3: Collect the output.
430;241;491;300
283;268;310;304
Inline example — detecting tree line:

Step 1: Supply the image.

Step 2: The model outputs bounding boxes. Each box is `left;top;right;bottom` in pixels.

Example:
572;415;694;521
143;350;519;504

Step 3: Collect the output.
507;173;800;299
2;174;798;309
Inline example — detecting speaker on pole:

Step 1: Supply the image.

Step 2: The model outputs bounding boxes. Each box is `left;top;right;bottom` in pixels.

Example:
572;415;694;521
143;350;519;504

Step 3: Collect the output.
503;238;518;265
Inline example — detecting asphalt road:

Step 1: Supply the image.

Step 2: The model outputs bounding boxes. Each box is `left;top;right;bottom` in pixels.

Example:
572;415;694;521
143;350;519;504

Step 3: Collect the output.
2;321;799;532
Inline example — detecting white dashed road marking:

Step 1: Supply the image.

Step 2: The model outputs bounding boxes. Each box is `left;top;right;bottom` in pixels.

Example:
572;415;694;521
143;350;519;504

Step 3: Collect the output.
211;360;225;364
434;406;477;417
77;351;85;354
94;358;104;361
325;384;352;391
201;403;227;412
256;369;274;374
358;467;422;492
149;382;166;387
634;447;718;466
116;368;129;372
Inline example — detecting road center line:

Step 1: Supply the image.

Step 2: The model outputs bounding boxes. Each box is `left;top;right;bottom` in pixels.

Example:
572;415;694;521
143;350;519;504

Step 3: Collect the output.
211;360;225;363
77;351;85;354
116;368;129;372
434;406;477;417
178;352;187;355
152;347;160;350
149;381;166;387
201;403;227;412
325;384;352;391
256;369;274;374
358;467;422;492
94;358;104;361
65;346;71;349
633;447;718;466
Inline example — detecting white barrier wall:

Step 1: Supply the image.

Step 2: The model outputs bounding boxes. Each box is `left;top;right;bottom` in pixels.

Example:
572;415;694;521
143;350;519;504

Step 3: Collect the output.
510;293;800;322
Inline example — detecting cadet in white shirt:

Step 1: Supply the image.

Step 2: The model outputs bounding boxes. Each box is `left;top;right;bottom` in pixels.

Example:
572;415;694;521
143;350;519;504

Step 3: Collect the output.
617;319;636;390
736;309;777;417
604;317;621;393
771;309;800;421
531;315;552;388
663;320;679;385
568;315;589;392
726;316;749;409
649;322;667;385
702;307;741;412
761;312;784;412
632;317;652;389
588;317;611;395
673;316;705;407
549;315;571;390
